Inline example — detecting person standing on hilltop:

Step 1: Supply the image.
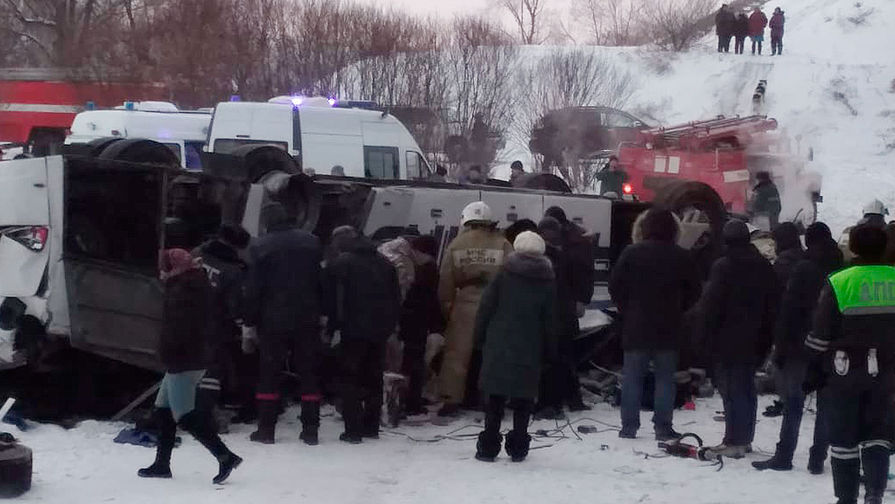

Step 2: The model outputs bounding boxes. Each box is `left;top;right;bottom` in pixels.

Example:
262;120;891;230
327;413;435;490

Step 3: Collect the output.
734;13;750;55
749;6;769;55
715;4;736;53
770;7;786;56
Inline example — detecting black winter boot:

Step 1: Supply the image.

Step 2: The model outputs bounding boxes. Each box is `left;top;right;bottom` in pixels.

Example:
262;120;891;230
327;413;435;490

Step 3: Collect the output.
808;445;826;475
861;445;890;504
138;408;176;478
299;401;320;446
831;456;861;504
475;431;503;462
505;430;532;462
250;400;278;444
752;451;793;471
179;411;243;485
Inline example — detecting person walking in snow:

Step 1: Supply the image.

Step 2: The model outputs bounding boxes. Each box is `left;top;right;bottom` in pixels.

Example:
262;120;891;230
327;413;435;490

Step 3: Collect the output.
324;226;401;443
437;202;514;417
700;220;778;459
473;231;556;463
749;7;769;55
734;13;750;55
769;7;785;55
138;249;242;484
609;209;702;441
715;4;736;53
243;203;323;446
752;223;842;473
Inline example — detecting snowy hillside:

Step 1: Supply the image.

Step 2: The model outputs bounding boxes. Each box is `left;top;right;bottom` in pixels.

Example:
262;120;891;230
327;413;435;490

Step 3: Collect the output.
501;0;895;234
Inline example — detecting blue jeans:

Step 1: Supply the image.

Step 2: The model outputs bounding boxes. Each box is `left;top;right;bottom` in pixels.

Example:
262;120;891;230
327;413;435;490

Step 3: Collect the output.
775;359;808;460
716;364;757;446
155;370;206;421
621;350;678;434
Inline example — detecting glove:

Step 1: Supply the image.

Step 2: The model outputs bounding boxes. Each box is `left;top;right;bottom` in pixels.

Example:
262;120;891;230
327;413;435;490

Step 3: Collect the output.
241;326;258;354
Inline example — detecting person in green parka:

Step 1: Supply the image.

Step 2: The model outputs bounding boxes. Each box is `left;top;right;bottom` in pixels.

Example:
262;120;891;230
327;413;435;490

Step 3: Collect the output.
473;231;557;463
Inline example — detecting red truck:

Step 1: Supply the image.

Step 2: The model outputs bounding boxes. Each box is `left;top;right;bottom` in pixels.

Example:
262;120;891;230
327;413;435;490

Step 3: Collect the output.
0;68;166;156
616;115;821;228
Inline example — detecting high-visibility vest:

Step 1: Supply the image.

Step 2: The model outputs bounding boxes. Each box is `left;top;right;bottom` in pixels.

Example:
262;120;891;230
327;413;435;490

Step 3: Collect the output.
830;265;895;316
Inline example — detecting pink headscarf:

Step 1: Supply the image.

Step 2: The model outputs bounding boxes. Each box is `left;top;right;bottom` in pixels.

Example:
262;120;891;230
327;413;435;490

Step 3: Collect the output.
159;248;200;281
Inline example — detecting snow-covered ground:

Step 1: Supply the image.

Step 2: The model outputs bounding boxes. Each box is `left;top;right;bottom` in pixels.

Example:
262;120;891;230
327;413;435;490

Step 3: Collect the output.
499;0;895;235
10;395;834;504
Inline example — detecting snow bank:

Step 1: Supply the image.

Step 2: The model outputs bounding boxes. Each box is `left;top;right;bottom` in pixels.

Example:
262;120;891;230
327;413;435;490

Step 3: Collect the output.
499;0;895;234
11;396;833;504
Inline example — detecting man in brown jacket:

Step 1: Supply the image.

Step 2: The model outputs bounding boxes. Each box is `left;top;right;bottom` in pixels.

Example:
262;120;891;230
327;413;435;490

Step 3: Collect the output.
437;201;514;416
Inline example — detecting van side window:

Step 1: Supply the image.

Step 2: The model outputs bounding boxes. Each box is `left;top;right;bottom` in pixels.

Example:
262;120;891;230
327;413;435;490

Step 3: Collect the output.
364;146;399;180
405;151;429;180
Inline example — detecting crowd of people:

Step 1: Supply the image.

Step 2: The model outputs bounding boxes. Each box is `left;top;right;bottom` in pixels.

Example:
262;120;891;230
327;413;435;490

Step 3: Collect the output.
140;183;895;503
716;4;786;56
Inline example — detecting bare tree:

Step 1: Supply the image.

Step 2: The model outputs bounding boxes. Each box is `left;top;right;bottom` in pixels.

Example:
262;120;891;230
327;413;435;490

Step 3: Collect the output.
494;0;546;45
514;49;634;191
576;0;648;46
643;0;717;51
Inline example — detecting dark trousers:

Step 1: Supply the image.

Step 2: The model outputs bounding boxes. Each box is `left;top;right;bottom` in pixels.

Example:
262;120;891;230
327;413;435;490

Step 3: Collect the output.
716;363;757;446
400;328;427;412
539;333;583;409
811;389;830;462
773;359;807;460
621;350;678;434
752;37;763;54
484;395;533;437
340;338;385;436
257;331;321;402
734;36;746;54
827;377;894;501
718;34;732;52
771;35;783;55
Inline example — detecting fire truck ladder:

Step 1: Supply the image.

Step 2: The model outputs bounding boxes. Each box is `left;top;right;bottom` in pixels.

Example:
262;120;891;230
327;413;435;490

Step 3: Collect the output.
645;115;778;149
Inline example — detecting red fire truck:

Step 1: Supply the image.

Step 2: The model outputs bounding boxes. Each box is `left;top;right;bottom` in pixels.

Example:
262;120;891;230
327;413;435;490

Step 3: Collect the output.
616;115;820;225
0;68;166;156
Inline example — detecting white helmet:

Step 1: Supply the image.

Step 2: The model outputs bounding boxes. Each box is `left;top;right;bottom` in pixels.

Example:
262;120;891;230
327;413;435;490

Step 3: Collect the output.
863;199;888;216
461;201;493;226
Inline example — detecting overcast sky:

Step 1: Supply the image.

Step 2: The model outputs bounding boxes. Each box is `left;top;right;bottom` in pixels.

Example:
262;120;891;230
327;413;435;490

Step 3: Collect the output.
354;0;496;18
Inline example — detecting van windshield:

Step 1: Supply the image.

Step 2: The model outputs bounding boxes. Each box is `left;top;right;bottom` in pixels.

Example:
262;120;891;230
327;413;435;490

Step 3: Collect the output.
214;139;288;155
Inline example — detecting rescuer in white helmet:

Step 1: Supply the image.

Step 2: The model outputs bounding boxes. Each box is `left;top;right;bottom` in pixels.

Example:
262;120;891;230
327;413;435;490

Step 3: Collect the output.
436;201;514;416
839;199;889;263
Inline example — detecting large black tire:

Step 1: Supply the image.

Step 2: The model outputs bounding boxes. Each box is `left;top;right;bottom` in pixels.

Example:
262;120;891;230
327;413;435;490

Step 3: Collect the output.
98;138;179;167
652;181;727;278
229;144;299;183
0;443;32;497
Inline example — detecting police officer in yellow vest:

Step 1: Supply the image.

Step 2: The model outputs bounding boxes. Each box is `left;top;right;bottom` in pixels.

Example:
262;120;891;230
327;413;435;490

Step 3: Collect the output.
807;224;895;504
437;202;514;416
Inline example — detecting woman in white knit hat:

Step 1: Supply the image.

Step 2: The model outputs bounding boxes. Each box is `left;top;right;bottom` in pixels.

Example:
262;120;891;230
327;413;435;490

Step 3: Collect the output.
472;231;557;463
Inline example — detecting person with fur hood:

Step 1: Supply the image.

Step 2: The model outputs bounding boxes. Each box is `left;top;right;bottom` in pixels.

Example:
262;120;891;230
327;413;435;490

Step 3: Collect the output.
138;249;242;484
473;231;556;463
609;209;702;441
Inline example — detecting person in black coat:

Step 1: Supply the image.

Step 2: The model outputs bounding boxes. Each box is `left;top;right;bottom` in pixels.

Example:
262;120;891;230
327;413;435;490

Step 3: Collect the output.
715;4;736;53
772;222;805;288
194;224;250;422
139;249;241;485
243;204;323;445
734;13;749;54
609;209;702;441
753;222;843;472
535;216;588;418
544;206;595;319
700;220;778;459
323;226;401;443
400;235;445;416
